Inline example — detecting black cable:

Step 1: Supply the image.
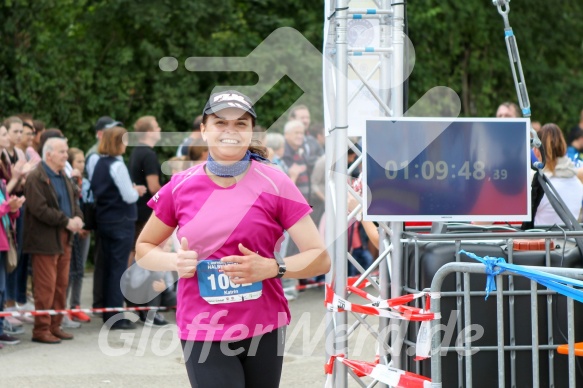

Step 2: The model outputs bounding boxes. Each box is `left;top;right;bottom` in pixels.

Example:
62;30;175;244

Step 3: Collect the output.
328;125;349;134
327;6;349;20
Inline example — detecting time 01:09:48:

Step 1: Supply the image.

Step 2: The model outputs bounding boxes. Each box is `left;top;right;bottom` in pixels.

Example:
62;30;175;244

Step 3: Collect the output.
384;160;508;180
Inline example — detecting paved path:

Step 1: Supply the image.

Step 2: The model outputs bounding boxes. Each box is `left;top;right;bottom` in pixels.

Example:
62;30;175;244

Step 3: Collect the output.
0;274;378;387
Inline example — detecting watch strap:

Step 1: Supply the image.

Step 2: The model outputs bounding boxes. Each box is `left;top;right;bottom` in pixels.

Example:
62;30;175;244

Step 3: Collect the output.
274;252;286;279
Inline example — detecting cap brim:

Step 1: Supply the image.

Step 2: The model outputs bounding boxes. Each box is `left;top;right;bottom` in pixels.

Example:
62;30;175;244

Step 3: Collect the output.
95;121;124;131
105;121;123;128
204;102;256;118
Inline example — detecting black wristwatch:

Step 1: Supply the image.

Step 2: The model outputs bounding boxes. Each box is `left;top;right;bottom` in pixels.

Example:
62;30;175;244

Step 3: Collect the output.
274;252;287;279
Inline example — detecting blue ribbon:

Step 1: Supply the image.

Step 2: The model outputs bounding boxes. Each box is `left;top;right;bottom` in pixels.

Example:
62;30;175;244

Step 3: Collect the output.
460;250;506;299
459;250;583;303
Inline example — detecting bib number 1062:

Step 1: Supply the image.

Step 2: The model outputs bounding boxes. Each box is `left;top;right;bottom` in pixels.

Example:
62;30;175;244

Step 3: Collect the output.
207;273;252;290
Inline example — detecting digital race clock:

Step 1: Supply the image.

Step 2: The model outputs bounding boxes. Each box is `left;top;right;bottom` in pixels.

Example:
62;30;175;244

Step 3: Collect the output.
363;118;531;222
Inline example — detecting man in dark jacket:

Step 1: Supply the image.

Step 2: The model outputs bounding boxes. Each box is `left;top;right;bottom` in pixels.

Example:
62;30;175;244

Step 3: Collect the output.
24;138;83;344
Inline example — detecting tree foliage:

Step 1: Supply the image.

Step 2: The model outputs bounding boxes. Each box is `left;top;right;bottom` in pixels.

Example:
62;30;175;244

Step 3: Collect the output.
0;0;324;153
0;0;582;153
407;0;583;130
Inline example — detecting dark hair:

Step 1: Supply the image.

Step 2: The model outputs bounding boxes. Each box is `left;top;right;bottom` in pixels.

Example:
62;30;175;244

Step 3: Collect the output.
248;141;268;158
187;138;208;161
539;123;566;174
33;119;45;134
16;113;33;122
288;104;309;120
192;115;203;132
570;129;583;143
497;102;520;117
68;147;84;165
201;113;268;158
39;129;65;154
308;123;324;138
98;126;127;156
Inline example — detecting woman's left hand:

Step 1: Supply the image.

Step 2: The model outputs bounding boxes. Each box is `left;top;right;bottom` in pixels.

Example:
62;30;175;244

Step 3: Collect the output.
220;244;277;284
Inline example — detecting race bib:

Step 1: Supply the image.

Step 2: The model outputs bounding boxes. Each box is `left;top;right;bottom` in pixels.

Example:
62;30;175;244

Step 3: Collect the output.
197;260;262;304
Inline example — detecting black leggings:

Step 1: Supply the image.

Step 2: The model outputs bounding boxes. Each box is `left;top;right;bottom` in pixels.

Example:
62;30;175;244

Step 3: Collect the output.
181;327;286;388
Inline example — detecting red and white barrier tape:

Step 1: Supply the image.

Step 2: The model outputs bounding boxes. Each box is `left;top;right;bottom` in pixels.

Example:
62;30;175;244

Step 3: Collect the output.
324;355;431;388
283;275;378;293
325;284;439;321
0;305;174;318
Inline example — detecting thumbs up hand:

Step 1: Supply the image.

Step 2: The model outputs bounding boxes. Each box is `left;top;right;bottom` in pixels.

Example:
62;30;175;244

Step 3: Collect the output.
177;237;198;278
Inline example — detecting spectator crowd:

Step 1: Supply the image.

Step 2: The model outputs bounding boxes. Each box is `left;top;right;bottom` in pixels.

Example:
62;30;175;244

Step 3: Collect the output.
0;105;332;348
1;102;581;348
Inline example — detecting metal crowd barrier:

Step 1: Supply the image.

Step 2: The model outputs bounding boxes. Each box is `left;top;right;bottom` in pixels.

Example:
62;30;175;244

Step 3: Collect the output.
399;229;583;388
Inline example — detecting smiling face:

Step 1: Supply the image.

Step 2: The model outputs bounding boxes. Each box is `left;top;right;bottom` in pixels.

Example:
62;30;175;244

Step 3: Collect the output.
200;108;253;163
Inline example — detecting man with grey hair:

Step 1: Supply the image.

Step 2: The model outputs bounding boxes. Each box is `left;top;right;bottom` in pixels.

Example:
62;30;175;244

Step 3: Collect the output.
24;138;84;344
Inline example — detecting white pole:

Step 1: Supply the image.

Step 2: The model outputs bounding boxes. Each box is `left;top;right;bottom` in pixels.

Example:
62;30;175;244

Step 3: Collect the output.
378;0;393;378
333;1;349;387
389;0;406;372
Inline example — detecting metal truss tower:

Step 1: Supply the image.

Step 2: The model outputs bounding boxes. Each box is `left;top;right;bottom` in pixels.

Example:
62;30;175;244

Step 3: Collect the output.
324;0;407;386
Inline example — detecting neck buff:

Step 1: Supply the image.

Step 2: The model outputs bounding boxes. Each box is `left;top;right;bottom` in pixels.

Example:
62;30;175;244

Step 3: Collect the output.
206;150;270;177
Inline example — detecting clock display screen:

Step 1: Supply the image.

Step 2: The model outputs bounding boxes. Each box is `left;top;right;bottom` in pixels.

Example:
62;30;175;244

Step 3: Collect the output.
363;118;531;221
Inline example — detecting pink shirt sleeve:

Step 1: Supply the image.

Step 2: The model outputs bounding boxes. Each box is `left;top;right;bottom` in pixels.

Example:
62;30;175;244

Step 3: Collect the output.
147;180;177;227
276;176;312;230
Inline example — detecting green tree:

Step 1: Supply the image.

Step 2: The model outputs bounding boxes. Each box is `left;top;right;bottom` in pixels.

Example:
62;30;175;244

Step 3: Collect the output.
0;0;324;153
1;0;582;148
407;0;583;130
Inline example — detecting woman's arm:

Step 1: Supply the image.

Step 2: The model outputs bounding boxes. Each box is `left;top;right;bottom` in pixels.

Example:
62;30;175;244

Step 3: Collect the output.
6;159;25;195
110;161;139;203
361;221;379;249
221;215;331;284
283;214;331;278
135;214;198;278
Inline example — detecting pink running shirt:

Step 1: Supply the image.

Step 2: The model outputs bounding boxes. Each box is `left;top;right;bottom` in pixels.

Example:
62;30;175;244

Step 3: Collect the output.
148;161;312;341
